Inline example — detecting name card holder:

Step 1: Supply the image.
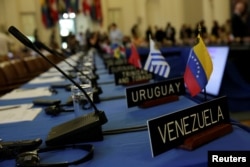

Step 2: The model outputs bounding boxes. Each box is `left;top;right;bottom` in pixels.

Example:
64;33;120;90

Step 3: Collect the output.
147;96;231;157
179;123;233;150
126;77;185;108
123;79;150;86
114;69;153;86
139;95;179;108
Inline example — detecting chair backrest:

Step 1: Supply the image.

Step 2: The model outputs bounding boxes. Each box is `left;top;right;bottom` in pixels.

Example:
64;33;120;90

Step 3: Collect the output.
0;55;9;62
10;59;30;79
0;61;19;85
0;67;7;86
0;68;12;96
36;56;52;71
23;56;44;76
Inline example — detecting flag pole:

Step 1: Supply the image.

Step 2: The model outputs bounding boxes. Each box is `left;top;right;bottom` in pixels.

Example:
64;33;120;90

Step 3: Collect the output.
197;24;207;102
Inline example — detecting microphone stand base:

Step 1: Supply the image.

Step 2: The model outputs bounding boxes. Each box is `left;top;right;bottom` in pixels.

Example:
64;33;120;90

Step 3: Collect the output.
45;111;108;146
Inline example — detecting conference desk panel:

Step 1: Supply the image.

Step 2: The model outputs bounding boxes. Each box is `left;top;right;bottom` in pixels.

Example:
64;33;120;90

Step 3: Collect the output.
1;52;250;167
1;94;250;167
1;98;250;167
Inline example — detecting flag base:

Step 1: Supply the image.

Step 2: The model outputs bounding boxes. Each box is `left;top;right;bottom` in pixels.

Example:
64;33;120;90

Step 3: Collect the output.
179;123;233;150
139;95;179;108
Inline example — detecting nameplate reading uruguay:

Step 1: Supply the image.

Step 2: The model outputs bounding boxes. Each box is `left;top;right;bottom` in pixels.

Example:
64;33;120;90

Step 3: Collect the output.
147;96;230;157
114;69;153;85
125;77;185;108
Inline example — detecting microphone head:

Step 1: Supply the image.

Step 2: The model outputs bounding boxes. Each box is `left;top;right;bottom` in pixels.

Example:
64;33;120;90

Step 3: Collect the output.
8;26;35;50
35;41;53;53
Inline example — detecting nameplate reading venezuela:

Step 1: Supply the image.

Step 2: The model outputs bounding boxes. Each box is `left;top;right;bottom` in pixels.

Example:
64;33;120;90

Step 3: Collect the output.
114;69;153;85
125;77;185;108
147;96;230;157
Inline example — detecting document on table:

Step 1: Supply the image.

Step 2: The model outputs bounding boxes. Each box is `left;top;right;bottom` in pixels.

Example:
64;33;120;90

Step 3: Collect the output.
0;104;41;124
0;87;52;100
39;71;62;78
48;66;72;72
29;76;65;84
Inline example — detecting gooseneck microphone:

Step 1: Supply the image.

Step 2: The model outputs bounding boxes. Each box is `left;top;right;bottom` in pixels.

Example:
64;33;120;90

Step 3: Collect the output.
37;42;97;77
34;41;92;80
33;41;102;100
8;26;108;145
34;41;102;97
9;26;97;111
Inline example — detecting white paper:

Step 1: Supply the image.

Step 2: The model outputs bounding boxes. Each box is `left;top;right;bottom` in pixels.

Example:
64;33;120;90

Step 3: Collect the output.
0;87;52;100
0;104;41;124
39;71;62;78
48;67;61;73
29;76;64;84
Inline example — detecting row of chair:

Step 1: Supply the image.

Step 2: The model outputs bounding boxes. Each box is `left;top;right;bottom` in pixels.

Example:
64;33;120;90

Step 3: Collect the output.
0;54;63;96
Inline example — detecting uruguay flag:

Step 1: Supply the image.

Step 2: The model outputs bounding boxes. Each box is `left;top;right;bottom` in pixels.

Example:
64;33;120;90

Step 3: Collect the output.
143;38;170;78
184;34;213;97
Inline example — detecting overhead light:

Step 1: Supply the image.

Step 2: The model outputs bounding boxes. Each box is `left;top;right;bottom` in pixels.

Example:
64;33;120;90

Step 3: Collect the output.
60;29;69;37
62;13;69;19
69;13;76;18
62;42;68;49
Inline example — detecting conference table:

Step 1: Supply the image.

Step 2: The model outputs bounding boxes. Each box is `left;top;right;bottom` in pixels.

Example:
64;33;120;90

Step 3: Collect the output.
1;50;250;167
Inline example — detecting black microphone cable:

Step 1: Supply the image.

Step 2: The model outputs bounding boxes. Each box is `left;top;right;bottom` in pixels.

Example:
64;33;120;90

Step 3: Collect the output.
102;125;148;135
102;119;250;136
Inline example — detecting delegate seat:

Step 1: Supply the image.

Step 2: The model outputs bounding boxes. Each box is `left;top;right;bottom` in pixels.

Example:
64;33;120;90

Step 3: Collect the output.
23;56;46;77
10;59;35;83
36;56;53;71
0;55;9;62
0;69;13;96
0;61;23;90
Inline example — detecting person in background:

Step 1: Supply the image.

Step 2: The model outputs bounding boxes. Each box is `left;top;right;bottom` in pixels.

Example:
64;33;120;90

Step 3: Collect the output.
211;20;220;39
231;1;248;42
33;28;40;44
109;23;123;45
33;28;45;50
179;24;191;45
130;24;144;47
154;26;165;44
67;32;78;54
131;24;139;39
99;32;112;54
0;25;13;62
49;28;59;50
145;25;154;42
76;32;86;50
194;20;208;38
165;22;176;45
86;31;103;53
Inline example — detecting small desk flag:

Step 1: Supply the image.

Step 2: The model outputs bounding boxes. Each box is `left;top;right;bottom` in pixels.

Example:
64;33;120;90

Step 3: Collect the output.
128;44;142;68
143;38;170;78
184;34;213;97
111;43;126;59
